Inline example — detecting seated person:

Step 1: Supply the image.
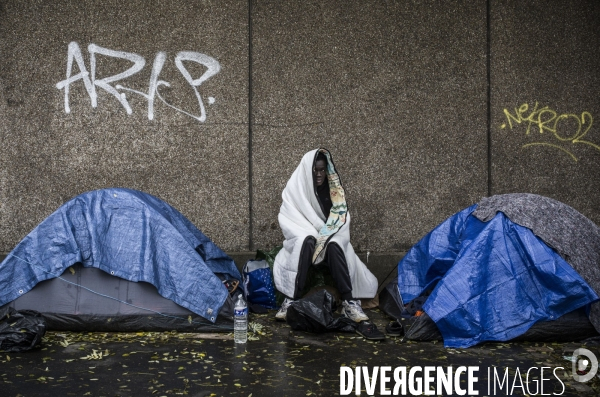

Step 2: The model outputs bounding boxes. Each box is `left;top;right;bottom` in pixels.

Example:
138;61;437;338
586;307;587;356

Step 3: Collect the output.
273;149;378;322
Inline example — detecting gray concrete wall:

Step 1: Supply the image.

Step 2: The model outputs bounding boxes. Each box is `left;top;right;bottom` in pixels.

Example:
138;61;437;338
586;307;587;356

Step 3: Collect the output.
491;1;600;224
1;1;598;277
251;1;487;254
0;0;250;251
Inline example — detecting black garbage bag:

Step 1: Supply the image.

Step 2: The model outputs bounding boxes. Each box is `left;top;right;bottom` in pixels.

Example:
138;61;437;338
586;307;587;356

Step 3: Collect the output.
286;290;357;333
0;307;47;352
378;280;404;320
403;313;443;341
512;307;598;342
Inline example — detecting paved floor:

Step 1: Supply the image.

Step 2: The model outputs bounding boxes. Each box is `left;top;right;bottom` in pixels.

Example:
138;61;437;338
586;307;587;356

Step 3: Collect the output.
2;308;599;397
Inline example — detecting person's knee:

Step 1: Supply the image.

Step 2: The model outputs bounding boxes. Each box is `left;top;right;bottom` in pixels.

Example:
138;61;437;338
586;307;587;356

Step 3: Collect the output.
326;242;343;256
301;236;316;257
303;236;316;250
325;242;349;270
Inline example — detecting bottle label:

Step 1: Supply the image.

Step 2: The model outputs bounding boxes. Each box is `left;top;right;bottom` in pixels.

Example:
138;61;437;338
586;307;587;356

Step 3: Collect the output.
234;308;248;317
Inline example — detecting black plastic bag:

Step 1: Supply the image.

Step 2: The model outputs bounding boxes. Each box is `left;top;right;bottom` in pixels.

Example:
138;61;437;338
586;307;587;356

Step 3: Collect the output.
513;307;599;342
286;290;356;333
0;307;47;352
378;280;404;320
403;313;443;341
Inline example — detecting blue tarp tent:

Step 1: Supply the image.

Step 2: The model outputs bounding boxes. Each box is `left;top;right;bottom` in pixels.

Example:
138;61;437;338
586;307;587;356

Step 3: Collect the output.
0;188;241;330
397;201;599;348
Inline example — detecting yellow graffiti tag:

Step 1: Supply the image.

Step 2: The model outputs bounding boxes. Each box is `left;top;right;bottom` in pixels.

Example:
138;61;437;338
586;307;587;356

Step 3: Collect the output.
500;102;599;162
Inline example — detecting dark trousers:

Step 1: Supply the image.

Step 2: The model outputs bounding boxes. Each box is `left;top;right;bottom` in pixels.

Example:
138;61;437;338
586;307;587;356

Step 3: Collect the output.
293;236;353;301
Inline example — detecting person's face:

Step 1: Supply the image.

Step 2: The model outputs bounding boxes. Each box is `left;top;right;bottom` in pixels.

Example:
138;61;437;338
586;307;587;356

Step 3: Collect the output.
314;159;327;186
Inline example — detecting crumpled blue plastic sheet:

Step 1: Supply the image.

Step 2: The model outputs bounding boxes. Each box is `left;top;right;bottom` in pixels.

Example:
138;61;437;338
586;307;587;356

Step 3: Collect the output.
243;260;277;309
397;205;599;348
0;188;240;323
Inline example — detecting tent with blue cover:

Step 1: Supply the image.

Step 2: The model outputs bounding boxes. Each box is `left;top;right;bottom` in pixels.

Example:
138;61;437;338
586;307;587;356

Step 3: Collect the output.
0;188;241;332
388;193;600;348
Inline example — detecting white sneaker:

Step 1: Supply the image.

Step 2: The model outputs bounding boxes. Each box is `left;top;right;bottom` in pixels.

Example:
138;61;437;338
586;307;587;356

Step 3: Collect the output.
275;298;294;321
342;300;369;322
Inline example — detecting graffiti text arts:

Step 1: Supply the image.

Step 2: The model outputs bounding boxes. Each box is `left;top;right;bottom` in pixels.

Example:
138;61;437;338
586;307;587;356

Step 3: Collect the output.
56;42;221;122
500;102;599;161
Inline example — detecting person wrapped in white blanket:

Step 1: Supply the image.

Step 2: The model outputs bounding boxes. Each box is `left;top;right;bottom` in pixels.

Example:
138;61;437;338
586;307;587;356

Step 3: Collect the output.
273;149;382;338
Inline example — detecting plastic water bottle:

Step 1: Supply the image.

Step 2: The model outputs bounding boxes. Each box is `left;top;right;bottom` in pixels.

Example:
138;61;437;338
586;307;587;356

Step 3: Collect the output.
234;294;248;344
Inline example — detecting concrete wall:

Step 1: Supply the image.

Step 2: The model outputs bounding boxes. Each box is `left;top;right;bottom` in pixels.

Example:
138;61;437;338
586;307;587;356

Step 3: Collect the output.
491;1;600;223
0;0;250;251
1;1;598;273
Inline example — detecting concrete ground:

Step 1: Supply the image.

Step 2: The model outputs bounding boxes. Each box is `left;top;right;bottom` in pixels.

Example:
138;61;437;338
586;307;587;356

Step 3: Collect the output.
2;306;600;397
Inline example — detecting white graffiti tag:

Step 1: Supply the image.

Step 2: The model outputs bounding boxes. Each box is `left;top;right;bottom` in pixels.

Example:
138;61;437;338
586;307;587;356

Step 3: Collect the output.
55;42;221;122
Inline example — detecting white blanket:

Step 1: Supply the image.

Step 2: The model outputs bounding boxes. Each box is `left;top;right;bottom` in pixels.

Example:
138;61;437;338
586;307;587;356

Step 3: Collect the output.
273;149;378;299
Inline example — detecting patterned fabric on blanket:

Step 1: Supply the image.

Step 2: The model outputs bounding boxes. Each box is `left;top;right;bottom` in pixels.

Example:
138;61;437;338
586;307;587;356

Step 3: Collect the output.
313;149;348;263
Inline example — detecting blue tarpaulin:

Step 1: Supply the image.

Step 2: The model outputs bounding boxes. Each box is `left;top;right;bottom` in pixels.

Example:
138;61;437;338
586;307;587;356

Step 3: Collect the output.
397;205;599;348
0;188;240;323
